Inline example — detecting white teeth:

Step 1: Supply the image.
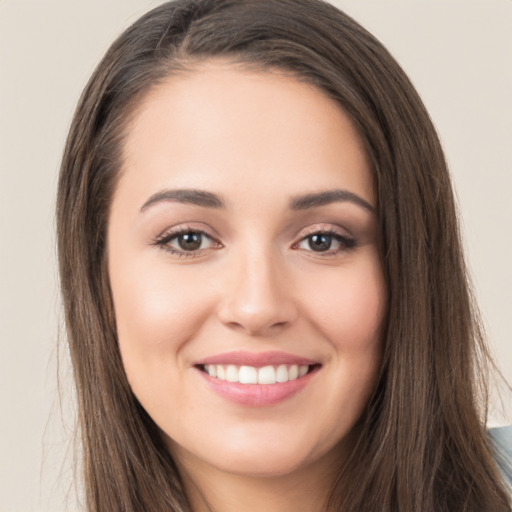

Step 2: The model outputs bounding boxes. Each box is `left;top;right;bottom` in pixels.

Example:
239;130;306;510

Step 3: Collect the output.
276;364;289;383
226;365;239;383
289;365;299;380
203;363;312;384
258;365;276;384
239;365;258;384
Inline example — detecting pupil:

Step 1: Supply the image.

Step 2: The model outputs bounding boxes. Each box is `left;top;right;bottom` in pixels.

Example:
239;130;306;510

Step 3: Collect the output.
309;234;331;251
178;232;202;251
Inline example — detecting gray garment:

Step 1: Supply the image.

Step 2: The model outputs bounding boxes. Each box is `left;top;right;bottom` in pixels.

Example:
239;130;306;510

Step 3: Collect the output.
489;426;512;488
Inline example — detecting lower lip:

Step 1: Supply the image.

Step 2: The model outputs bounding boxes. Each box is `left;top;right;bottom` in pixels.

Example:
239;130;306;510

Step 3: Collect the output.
197;367;318;407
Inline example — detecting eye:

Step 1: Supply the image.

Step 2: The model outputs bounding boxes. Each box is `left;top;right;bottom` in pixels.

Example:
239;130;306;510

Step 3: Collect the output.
295;231;356;254
173;232;206;251
153;228;220;257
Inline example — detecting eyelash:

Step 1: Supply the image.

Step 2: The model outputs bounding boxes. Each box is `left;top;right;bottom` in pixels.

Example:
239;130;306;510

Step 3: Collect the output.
152;226;221;258
152;227;356;258
292;229;356;256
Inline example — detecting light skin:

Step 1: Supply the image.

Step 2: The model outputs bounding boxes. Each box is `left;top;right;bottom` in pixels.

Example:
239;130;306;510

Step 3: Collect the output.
107;60;387;512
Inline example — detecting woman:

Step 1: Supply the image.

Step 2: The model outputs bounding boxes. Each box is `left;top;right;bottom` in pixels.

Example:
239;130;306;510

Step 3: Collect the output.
56;0;511;510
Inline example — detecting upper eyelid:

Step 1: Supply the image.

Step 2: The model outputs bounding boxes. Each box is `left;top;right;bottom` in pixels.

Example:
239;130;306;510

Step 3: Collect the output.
293;223;352;240
155;224;219;242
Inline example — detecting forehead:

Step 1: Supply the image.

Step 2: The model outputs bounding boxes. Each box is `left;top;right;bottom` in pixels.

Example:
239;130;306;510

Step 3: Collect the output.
117;60;374;211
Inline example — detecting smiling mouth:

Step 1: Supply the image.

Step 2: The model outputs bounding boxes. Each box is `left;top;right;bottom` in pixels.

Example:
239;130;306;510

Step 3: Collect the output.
198;364;319;385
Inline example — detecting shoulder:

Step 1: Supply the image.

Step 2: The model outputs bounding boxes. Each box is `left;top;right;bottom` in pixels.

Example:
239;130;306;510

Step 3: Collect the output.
489;426;512;488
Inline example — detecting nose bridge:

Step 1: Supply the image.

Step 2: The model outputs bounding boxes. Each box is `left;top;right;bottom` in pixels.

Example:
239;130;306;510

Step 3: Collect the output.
218;238;296;334
239;242;280;304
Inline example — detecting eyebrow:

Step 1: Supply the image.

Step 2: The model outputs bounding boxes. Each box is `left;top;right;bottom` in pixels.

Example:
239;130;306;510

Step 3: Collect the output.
140;187;374;213
140;189;226;212
289;189;375;212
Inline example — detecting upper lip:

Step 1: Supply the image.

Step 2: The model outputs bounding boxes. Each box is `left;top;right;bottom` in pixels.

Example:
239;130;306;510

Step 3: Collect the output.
194;350;318;368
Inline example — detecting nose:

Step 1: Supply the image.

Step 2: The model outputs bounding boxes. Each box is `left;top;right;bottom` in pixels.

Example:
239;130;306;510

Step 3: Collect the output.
217;247;298;336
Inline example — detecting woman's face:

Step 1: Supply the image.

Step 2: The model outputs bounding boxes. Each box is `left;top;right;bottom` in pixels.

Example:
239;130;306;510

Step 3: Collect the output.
108;60;386;480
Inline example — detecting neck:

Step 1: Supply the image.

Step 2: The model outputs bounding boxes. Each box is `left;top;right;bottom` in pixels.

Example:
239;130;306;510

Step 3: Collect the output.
174;447;344;512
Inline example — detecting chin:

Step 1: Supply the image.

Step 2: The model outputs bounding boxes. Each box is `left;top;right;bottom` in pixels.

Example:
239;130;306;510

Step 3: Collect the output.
217;449;311;477
166;424;346;480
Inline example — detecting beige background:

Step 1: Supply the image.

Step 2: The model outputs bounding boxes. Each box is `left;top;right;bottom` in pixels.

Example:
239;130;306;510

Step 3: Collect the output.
0;1;510;510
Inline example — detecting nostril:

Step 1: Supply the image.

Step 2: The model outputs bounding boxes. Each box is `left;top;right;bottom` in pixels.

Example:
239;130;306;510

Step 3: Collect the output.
222;318;290;336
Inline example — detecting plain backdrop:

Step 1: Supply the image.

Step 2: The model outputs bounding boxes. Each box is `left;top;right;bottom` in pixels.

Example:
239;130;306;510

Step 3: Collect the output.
0;1;511;510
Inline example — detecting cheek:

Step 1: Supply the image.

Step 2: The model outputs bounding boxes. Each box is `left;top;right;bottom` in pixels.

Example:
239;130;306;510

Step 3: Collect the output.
109;261;215;423
109;255;215;376
302;253;385;416
303;256;386;352
113;256;193;335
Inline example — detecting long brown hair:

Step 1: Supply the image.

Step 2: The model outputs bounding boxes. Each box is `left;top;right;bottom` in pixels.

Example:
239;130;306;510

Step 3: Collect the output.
57;0;511;510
